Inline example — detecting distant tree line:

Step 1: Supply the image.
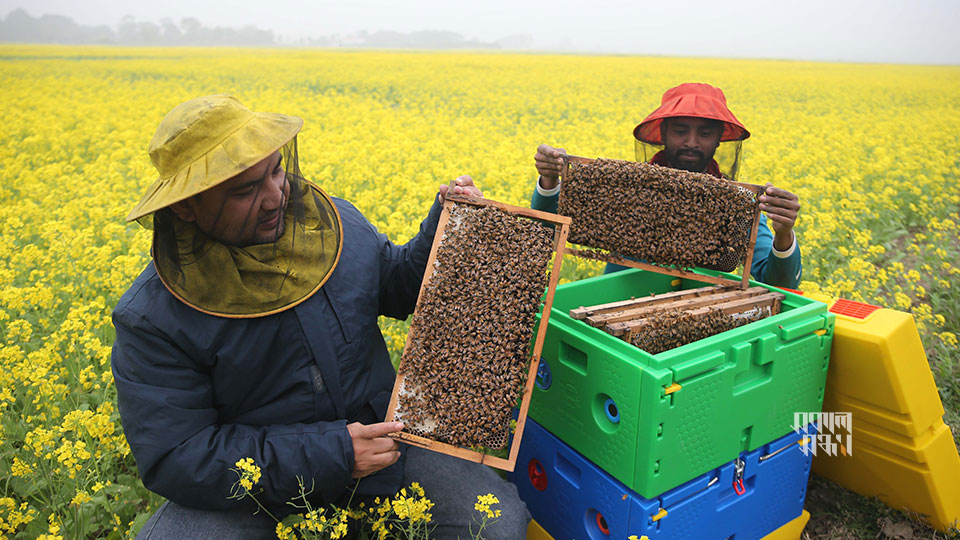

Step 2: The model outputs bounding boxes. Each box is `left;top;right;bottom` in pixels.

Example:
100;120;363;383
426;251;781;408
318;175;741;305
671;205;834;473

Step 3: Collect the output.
0;9;274;46
0;9;534;49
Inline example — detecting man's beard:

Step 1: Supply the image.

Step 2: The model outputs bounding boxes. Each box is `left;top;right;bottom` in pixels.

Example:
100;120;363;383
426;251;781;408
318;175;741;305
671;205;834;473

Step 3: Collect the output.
667;148;711;173
215;207;286;247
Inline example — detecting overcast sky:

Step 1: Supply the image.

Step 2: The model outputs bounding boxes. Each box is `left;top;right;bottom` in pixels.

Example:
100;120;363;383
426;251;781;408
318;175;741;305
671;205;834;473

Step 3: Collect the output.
3;0;959;64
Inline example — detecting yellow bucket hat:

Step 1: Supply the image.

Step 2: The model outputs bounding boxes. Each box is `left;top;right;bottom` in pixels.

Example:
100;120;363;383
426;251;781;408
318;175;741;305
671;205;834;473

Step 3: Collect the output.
127;94;303;222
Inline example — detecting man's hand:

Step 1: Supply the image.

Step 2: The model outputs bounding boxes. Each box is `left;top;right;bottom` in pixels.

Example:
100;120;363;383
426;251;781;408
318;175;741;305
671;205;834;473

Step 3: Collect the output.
438;175;483;204
346;421;404;478
534;144;566;190
759;183;800;251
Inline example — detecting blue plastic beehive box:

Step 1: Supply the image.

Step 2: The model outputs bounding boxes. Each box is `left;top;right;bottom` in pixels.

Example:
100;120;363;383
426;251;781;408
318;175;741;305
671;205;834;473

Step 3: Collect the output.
509;418;815;540
529;268;832;498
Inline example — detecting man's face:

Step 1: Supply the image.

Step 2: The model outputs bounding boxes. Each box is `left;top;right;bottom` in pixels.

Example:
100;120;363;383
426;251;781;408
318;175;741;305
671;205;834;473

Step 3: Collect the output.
661;117;723;173
172;151;290;246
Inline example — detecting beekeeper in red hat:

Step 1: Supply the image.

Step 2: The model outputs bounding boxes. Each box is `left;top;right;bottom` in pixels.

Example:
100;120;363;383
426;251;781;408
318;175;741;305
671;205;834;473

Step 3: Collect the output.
531;82;802;288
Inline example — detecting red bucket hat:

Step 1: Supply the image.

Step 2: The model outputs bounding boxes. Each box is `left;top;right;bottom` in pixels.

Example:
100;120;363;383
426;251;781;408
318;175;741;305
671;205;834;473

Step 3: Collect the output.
634;83;750;145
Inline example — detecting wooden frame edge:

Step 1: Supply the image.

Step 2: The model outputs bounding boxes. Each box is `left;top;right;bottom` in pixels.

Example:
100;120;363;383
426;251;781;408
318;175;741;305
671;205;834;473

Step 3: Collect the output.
443;193;572;226
564;247;742;288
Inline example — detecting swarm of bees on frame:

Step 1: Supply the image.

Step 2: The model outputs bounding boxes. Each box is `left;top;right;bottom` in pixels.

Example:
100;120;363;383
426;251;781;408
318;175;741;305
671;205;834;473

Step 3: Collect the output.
395;203;554;449
559;158;759;271
630;307;769;354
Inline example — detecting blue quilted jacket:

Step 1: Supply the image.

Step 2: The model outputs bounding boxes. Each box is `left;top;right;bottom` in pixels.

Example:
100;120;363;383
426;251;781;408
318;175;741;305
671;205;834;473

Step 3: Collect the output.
111;197;441;516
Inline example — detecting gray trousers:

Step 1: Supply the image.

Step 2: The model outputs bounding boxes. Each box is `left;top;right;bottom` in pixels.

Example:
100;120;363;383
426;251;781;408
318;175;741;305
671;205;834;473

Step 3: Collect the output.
136;446;530;539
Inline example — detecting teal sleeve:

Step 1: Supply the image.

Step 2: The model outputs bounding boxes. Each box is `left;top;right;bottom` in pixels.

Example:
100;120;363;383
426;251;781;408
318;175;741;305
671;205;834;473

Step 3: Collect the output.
530;186;559;214
749;214;803;289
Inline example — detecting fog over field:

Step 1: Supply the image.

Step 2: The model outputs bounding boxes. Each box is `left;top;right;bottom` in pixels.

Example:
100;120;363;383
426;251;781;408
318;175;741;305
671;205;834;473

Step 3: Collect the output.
1;0;958;64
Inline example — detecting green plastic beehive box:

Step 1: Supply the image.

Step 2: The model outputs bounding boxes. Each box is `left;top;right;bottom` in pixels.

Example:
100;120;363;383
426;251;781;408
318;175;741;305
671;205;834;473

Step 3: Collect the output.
528;268;834;499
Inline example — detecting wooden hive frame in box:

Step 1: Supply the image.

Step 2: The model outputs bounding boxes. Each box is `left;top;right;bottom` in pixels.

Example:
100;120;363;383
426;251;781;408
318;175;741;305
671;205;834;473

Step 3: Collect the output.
560;154;764;290
570;283;784;345
384;191;571;472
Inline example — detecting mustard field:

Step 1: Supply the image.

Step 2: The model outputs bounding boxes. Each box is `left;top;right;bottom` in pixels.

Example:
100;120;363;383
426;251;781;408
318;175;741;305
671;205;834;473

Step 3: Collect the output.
1;45;958;538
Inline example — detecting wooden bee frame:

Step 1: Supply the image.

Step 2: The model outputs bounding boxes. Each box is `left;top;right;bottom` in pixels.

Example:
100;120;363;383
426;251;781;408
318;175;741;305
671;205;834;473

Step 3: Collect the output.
384;192;571;472
581;286;771;336
570;284;784;344
561;154;763;290
621;290;784;343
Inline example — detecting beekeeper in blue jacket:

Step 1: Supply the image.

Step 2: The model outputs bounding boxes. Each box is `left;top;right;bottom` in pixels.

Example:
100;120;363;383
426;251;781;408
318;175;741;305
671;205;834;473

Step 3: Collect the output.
111;95;529;539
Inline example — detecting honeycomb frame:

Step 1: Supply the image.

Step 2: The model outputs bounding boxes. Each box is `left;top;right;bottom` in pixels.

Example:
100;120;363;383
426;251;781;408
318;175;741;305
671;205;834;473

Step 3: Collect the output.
384;192;571;472
560;154;764;290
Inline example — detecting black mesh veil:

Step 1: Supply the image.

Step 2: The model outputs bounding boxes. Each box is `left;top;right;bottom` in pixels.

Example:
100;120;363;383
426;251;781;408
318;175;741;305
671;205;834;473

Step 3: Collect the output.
635;138;744;180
